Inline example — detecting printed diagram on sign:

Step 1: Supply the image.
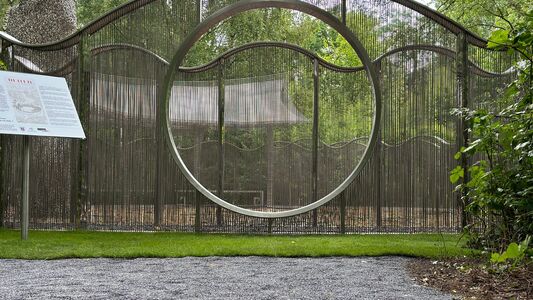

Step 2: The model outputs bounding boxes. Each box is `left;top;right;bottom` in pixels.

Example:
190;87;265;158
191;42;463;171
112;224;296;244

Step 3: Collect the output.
6;79;48;124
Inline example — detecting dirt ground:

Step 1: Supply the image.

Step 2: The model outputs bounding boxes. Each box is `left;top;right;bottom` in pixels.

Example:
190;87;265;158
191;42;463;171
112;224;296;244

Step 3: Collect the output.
408;257;533;300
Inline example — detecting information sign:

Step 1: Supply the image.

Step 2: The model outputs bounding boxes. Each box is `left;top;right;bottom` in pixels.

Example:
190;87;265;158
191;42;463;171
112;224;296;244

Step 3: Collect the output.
0;70;85;139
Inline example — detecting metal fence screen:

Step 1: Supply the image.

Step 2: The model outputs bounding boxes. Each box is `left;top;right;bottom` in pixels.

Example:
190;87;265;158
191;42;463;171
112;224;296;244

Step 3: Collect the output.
0;0;516;233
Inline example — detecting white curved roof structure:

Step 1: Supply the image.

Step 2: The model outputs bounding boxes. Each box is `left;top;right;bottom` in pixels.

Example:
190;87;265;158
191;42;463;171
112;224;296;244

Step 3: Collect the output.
92;73;307;126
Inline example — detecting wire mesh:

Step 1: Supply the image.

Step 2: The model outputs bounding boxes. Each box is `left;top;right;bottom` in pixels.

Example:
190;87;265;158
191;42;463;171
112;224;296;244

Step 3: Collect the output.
0;0;518;233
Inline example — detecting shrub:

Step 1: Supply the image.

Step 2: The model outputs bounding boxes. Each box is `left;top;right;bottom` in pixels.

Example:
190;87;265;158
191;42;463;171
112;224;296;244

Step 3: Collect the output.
451;12;533;251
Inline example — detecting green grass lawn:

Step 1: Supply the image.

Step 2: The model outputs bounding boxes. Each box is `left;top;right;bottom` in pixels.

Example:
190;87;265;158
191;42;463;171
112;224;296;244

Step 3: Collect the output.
0;229;477;260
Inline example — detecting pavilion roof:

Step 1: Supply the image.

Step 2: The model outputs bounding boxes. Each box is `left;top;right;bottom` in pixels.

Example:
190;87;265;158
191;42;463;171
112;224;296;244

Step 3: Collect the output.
92;73;308;126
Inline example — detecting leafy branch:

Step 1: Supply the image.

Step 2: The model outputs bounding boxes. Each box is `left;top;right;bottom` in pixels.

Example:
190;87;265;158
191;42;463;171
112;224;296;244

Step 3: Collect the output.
450;11;533;253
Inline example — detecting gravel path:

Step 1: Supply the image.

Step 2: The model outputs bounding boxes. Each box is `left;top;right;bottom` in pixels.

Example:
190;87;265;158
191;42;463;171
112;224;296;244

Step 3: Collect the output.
0;257;451;299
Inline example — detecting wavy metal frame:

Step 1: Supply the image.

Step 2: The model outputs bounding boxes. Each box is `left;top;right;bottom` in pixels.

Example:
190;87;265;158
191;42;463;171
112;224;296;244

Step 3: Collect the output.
161;0;381;218
178;43;514;77
0;0;497;51
11;42;514;78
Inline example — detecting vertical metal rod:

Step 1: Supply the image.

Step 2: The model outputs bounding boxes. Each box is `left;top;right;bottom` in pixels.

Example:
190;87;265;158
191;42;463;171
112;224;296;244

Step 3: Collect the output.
0;46;6;229
194;132;202;232
374;63;383;231
312;58;319;228
71;40;81;226
0;135;3;228
434;158;440;229
216;58;225;226
21;136;30;240
339;191;346;234
0;45;11;228
266;126;273;208
74;35;88;229
10;45;14;70
69;107;79;225
341;0;347;25
375;138;382;230
195;189;202;232
197;0;202;23
456;33;469;228
154;81;162;228
375;62;383;230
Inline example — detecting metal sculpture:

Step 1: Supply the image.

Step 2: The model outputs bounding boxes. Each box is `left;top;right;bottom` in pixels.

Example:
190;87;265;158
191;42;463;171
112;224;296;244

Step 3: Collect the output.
0;0;516;233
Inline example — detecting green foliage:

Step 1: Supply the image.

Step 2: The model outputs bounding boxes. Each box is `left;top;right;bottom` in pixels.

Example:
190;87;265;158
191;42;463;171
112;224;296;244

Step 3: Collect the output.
184;10;371;67
0;58;6;70
452;12;533;251
490;236;530;271
449;165;464;184
0;0;18;30
76;0;131;27
434;0;532;37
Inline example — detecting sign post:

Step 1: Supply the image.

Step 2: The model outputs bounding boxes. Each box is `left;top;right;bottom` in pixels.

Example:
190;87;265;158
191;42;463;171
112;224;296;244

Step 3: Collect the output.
0;70;86;240
21;135;29;240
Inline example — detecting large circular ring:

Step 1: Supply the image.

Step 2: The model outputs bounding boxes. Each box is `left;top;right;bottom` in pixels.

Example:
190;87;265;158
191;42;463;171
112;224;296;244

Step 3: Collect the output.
162;0;381;218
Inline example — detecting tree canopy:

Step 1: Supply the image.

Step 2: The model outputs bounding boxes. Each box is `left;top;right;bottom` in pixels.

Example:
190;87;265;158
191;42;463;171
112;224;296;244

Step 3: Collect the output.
433;0;532;37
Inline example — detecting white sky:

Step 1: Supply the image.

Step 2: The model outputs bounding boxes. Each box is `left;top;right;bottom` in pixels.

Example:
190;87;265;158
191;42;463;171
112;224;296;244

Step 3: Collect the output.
414;0;435;8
